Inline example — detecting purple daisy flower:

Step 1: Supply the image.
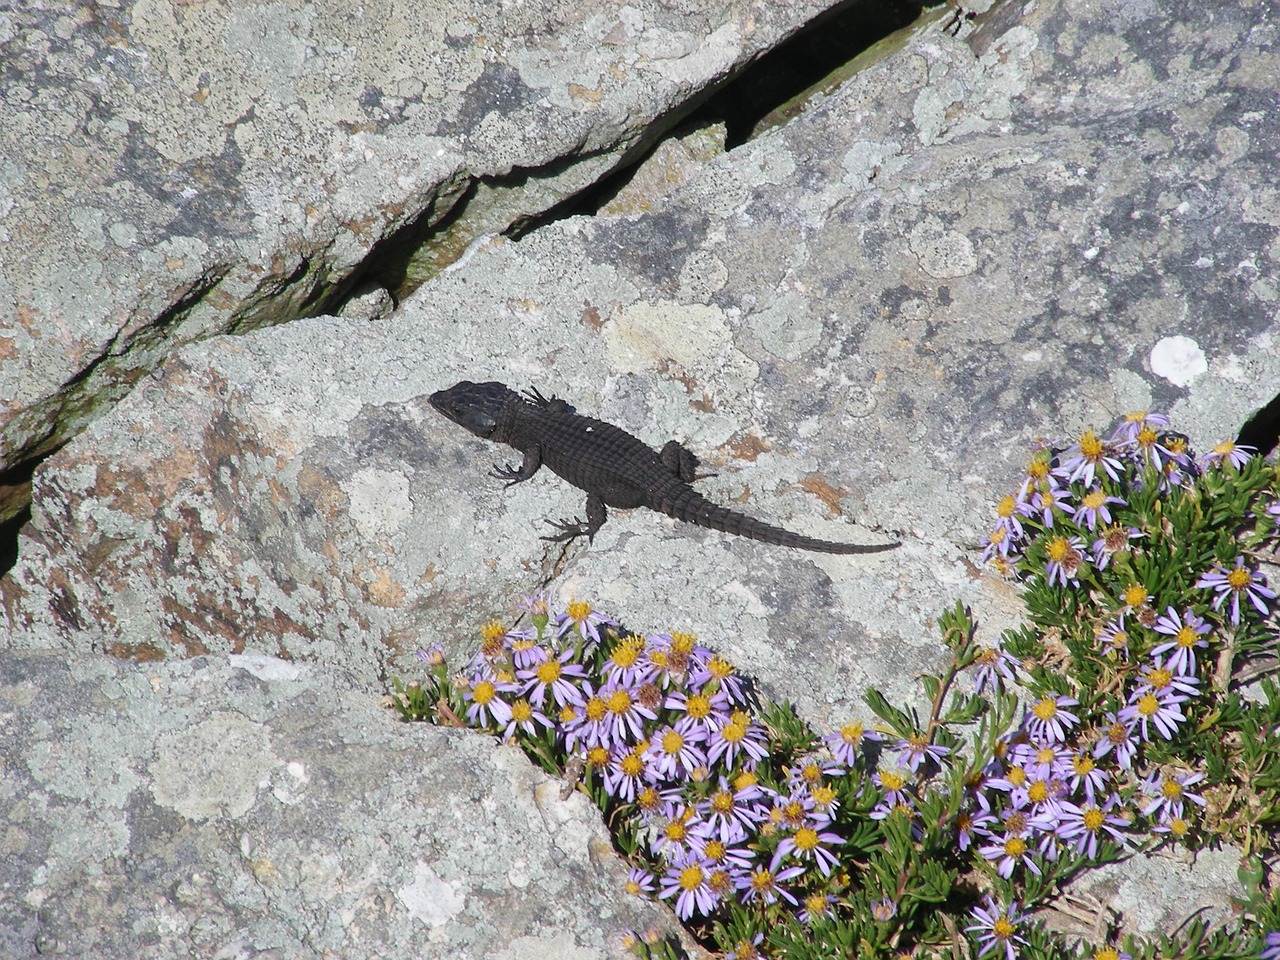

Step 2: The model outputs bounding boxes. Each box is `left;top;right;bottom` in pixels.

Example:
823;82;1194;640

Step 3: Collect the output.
658;855;718;920
1093;712;1139;770
1150;606;1211;675
1056;796;1128;859
1196;556;1277;625
1118;688;1188;742
966;897;1028;960
971;641;1019;694
1072;487;1127;531
1022;695;1080;743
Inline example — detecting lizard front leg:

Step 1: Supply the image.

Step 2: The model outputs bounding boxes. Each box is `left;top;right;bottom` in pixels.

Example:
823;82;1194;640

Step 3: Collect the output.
490;444;543;487
542;494;607;544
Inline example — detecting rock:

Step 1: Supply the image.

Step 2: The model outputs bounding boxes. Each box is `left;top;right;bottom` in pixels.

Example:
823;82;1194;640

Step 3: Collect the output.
0;648;684;958
0;0;839;523
1;0;1272;949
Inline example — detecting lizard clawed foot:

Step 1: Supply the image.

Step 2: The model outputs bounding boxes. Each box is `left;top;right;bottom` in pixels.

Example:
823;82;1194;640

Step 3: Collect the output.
490;462;523;485
542;517;594;543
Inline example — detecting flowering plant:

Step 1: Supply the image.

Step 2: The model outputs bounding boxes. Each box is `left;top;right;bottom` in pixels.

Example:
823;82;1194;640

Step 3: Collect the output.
390;413;1280;959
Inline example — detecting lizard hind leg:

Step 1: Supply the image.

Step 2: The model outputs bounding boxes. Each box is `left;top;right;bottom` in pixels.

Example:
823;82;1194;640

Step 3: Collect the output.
542;494;608;544
660;440;715;482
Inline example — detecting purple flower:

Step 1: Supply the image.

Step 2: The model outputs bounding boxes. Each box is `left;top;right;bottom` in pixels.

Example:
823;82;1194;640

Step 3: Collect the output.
1097;614;1131;657
1196;556;1276;625
978;832;1041;878
604;745;653;803
1150;607;1211;675
689;652;748;704
971;642;1019;694
518;646;587;708
1057;797;1128;859
1067;751;1110;803
966;897;1028;960
554;598;616;647
658;855;719;920
1198;439;1256;470
501;697;552;741
824;720;884;766
895;733;951;772
1058;429;1124;486
1261;931;1280;960
1090;524;1143;570
1022;695;1080;743
1141;770;1206;821
623;866;655;898
1118;688;1188;742
1044;535;1087;588
1072;487;1127;530
463;672;517;727
707;708;769;768
1032;485;1073;527
798;893;836;925
770;822;843;877
1093;712;1139;770
1109;410;1171;448
1135;655;1200;699
647;718;708;780
735;863;804;906
697;776;769;844
650;801;711;861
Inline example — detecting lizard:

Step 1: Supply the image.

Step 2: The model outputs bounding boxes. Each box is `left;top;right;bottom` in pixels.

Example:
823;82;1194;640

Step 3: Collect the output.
428;380;899;555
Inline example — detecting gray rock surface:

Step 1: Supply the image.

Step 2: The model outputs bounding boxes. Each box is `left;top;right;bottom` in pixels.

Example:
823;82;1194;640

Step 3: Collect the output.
2;0;1273;953
0;0;835;523
1;648;681;958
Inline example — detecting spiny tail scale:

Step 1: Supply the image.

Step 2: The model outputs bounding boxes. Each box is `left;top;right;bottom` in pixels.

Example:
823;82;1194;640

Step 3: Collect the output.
649;475;896;555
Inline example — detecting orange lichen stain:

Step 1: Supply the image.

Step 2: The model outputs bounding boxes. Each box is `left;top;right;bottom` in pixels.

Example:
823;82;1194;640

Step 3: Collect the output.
104;641;167;663
363;564;406;608
790;474;848;516
581;301;604;331
568;83;602;106
724;431;772;462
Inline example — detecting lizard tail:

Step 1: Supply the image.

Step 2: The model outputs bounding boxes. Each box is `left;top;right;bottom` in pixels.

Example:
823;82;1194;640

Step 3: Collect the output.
654;483;898;555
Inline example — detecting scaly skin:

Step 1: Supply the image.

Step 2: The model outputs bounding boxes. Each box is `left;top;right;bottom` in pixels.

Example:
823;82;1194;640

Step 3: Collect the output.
429;380;898;555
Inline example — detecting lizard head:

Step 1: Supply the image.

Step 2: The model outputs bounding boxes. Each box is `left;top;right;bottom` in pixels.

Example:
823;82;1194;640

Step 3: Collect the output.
428;380;516;438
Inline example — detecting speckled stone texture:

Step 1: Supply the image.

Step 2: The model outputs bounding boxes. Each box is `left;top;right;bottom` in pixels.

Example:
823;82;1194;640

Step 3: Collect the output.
0;649;681;958
0;0;834;520
1;0;1273;952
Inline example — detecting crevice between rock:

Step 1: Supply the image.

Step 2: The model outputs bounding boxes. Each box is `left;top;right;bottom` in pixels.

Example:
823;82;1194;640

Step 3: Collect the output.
2;0;931;575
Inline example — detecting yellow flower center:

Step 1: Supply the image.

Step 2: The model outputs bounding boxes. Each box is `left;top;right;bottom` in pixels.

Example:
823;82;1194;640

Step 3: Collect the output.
1175;625;1199;649
1082;807;1105;831
606;689;633;715
879;769;906;791
535;660;562;684
678;864;704;891
793;827;820;852
566;599;592;621
510;699;533;722
683;692;712;719
1082;489;1107;509
1046;537;1072;561
472;680;496;705
997;494;1017;518
584;696;607;722
1004;836;1027;858
1032;697;1058;721
993;917;1016;940
1073;755;1096;775
1162;780;1184;800
841;722;866;745
1227;567;1252;591
619;751;645;776
586;745;609;766
661;730;685;753
1028;781;1050;803
1124;584;1149;607
1079;430;1103;460
1146;668;1172;690
1136;693;1160;717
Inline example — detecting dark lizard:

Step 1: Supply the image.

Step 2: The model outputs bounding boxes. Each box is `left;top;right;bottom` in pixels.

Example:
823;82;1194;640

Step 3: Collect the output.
428;380;898;555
